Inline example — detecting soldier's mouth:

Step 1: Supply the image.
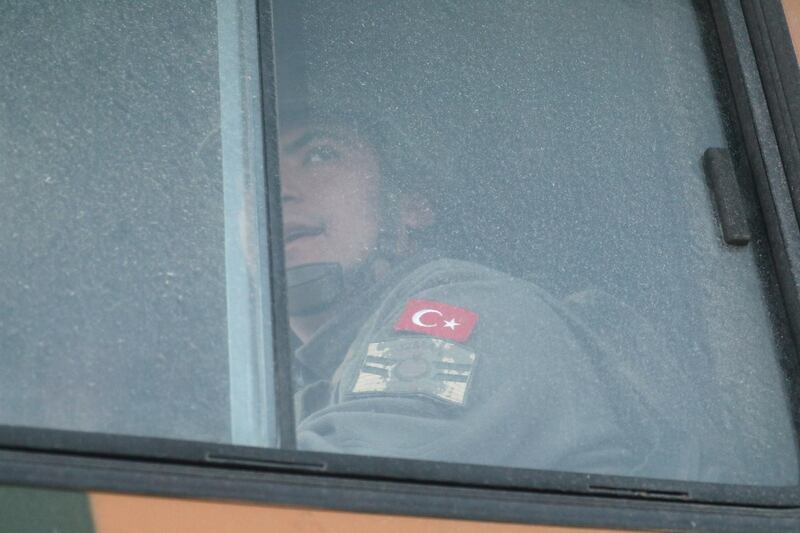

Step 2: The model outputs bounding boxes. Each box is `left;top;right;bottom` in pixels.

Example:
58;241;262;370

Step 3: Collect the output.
284;225;324;245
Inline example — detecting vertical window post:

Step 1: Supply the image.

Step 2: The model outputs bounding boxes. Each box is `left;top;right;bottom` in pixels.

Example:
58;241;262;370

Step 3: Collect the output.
218;0;276;447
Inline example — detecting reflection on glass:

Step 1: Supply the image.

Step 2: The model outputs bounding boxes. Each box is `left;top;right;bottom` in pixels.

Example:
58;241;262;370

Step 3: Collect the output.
275;0;798;485
0;0;273;445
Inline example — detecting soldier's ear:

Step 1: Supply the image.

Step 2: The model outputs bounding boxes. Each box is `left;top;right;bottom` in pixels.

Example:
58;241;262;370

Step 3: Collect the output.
399;192;435;230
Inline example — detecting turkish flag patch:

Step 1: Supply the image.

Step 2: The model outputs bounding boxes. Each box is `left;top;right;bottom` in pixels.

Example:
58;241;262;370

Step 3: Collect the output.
394;298;479;343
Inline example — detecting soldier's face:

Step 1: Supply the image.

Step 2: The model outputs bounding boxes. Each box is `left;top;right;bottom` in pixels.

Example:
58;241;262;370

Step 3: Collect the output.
279;125;383;272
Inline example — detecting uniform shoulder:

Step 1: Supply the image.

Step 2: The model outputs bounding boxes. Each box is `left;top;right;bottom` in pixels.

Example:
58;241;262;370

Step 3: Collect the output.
396;256;521;291
378;256;567;336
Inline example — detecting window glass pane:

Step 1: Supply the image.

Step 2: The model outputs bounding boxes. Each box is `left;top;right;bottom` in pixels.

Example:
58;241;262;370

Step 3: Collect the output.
0;0;274;445
274;0;799;485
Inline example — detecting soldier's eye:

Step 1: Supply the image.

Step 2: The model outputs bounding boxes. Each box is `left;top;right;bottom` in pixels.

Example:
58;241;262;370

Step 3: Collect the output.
303;145;340;165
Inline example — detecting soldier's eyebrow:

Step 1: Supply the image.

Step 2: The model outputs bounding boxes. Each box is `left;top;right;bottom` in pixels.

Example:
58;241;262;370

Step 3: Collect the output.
283;128;336;155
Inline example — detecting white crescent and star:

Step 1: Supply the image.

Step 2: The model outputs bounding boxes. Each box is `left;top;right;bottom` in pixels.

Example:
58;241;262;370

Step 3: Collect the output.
411;309;442;328
442;318;461;330
411;309;461;330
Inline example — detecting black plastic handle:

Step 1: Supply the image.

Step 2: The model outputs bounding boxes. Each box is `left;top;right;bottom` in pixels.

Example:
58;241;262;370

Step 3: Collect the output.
703;148;751;246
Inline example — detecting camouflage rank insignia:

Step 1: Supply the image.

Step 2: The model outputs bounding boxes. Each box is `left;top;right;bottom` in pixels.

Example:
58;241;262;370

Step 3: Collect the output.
349;338;477;406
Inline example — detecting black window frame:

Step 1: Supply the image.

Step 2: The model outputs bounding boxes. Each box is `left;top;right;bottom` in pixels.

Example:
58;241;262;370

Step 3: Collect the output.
2;0;800;530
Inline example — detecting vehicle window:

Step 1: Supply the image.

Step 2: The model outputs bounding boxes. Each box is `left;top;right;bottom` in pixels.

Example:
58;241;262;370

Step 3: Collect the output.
275;0;799;485
2;0;799;493
0;0;275;446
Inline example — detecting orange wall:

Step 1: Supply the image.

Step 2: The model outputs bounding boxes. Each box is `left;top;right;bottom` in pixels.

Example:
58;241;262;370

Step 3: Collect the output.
785;0;800;59
90;493;638;533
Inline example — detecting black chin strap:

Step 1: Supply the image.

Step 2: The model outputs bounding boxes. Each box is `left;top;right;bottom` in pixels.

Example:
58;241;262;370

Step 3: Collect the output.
286;263;344;316
286;216;400;316
285;246;397;317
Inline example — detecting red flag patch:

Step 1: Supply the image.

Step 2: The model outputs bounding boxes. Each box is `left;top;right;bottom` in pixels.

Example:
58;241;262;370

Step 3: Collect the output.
394;298;479;343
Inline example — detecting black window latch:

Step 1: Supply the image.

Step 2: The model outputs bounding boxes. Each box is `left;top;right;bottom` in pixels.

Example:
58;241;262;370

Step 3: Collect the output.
703;148;751;246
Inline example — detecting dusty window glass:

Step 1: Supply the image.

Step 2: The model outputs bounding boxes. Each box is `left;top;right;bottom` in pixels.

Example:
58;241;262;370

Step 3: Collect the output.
0;1;275;446
275;0;799;485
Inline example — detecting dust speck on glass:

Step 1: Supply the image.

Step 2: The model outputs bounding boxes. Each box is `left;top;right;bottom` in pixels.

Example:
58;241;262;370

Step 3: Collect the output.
0;0;797;488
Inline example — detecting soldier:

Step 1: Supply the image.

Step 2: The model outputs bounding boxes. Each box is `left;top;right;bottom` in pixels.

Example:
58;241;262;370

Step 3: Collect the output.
279;114;697;477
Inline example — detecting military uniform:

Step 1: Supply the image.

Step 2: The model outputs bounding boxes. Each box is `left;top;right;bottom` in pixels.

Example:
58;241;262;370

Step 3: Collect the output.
293;255;700;479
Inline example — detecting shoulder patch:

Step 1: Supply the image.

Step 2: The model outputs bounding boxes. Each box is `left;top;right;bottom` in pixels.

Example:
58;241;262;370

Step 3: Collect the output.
349;338;477;406
394;298;479;342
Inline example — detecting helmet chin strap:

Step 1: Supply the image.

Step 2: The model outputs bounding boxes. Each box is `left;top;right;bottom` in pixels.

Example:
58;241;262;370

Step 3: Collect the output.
286;226;399;317
287;192;401;317
285;262;344;316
